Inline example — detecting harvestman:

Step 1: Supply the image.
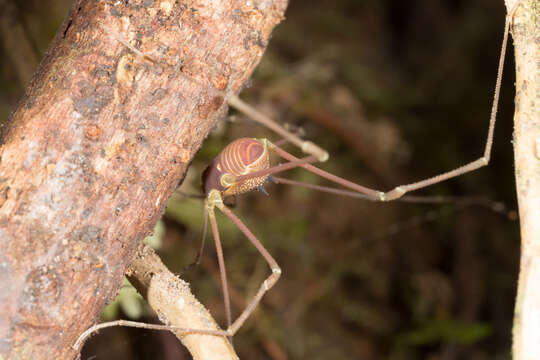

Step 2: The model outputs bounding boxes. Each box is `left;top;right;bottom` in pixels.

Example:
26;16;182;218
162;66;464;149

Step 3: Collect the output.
75;1;523;352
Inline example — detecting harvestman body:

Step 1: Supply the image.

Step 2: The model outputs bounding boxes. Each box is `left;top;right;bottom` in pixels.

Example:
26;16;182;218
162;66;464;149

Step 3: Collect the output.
75;0;523;353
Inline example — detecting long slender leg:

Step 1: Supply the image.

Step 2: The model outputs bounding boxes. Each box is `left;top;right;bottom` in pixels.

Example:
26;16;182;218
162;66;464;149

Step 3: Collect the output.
83;200;281;340
214;203;281;336
233;7;516;202
270;143;384;199
196;205;209;265
233;154;319;183
271;176;450;202
235;143;466;201
230;141;383;199
73;321;229;351
182;205;209;272
207;205;233;332
273;176;371;200
266;9;508;200
271;176;516;216
75;203;259;350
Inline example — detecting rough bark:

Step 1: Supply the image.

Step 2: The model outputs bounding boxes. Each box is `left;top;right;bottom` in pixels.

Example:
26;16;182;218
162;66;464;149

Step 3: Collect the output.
508;0;540;359
0;0;287;359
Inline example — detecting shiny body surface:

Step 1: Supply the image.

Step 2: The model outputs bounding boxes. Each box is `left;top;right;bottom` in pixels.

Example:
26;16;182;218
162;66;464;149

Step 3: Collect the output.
202;138;270;197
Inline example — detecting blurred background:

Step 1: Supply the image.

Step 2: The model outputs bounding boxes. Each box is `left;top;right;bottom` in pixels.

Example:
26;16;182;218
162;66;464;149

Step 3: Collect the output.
0;0;521;359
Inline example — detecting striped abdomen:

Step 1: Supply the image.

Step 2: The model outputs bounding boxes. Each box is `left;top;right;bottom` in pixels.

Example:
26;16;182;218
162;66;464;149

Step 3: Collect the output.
202;138;270;196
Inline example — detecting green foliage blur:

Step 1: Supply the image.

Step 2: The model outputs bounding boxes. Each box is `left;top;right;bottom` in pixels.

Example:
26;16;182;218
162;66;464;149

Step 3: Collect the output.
0;0;519;359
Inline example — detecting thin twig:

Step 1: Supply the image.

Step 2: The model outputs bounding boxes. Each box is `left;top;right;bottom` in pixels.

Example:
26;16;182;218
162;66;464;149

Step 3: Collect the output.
74;245;238;360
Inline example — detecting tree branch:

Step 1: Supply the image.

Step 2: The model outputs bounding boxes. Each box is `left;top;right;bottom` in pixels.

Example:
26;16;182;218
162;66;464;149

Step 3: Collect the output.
74;245;238;359
0;0;288;359
507;0;540;359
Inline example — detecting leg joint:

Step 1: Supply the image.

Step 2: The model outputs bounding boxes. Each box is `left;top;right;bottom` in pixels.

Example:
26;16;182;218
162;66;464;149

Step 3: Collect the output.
480;156;489;166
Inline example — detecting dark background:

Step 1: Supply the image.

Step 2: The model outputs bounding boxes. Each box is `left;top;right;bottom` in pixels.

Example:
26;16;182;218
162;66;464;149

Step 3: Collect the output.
0;0;520;359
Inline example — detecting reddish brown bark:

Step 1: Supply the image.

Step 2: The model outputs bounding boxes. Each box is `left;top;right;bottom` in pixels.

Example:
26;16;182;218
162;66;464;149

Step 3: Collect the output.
0;0;287;359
